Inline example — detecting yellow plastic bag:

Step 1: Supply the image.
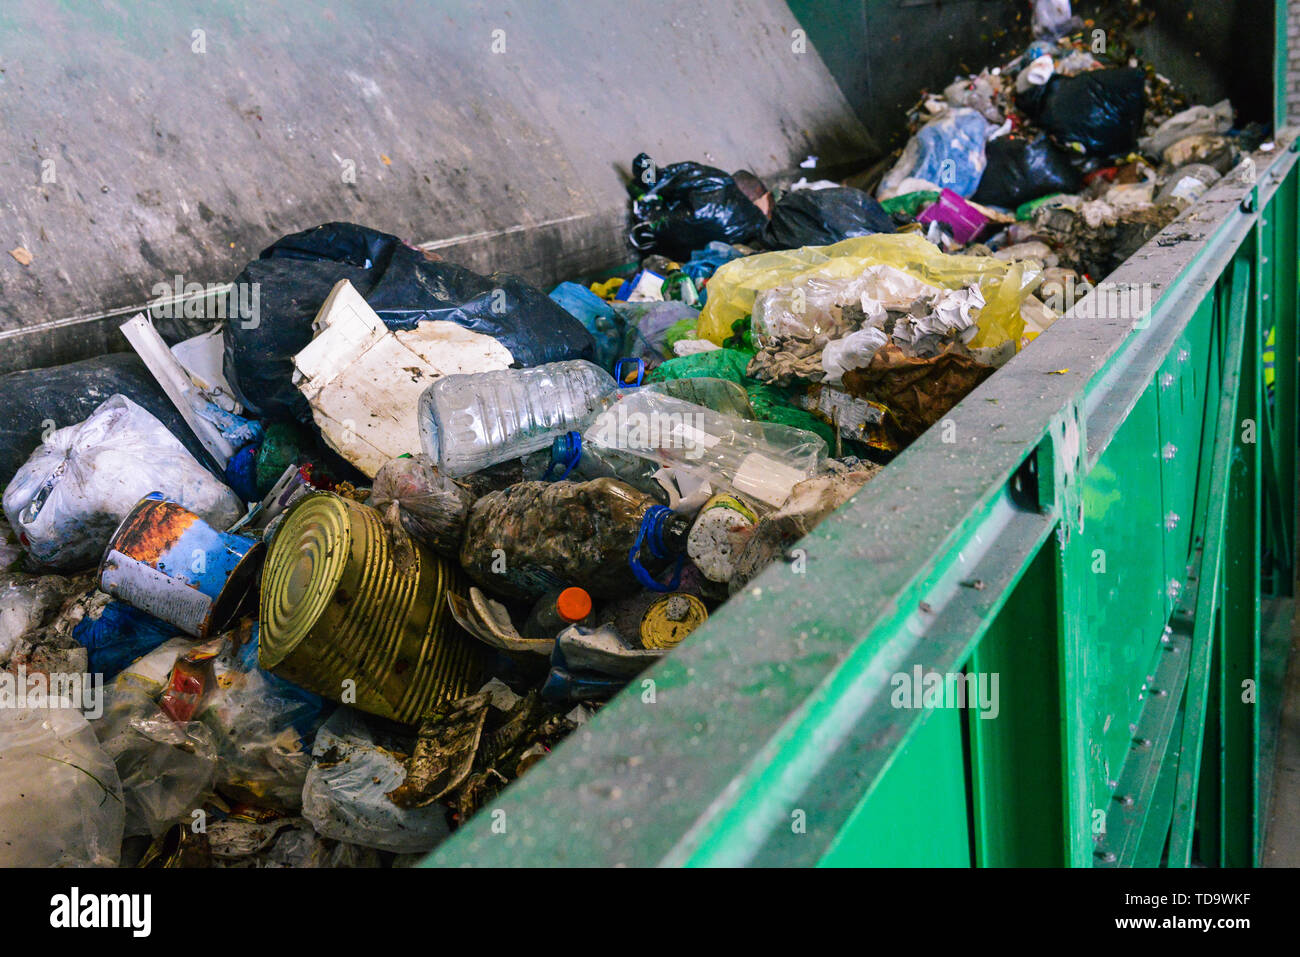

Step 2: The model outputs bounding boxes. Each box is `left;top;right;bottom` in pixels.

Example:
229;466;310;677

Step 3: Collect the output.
697;232;1039;349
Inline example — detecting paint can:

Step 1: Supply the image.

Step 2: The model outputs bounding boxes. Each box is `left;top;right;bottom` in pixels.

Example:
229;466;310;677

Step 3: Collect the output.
686;493;758;583
639;593;708;649
99;492;264;639
258;491;483;724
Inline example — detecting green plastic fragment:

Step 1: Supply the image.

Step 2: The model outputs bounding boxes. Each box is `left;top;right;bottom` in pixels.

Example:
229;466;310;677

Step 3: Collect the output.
1015;193;1063;221
880;190;940;219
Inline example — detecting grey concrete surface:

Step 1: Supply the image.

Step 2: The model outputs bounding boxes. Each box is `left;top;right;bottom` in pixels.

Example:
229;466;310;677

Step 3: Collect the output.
0;0;873;372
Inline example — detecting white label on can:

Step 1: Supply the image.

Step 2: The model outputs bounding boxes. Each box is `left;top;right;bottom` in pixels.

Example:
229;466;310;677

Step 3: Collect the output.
101;549;212;637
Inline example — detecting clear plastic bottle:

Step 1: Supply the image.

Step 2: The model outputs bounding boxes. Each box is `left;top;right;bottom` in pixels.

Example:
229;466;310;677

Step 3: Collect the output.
583;390;827;509
647;376;754;420
526;431;669;501
418;360;617;477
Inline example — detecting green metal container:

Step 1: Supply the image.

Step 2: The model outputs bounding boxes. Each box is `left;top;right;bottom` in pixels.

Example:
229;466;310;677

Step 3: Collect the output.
426;2;1299;865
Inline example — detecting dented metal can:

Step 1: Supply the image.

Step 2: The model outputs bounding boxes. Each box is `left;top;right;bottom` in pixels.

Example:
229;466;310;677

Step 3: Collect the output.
258;491;483;724
99;492;265;639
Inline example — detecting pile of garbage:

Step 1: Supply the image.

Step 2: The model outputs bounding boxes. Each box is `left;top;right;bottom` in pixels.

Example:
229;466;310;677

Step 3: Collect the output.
0;1;1268;866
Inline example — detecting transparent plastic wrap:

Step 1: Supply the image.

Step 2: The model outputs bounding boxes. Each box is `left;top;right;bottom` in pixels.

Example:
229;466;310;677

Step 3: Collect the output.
697;233;1032;347
0;705;125;867
2;395;244;570
584;390;827;509
300;707;450;854
0;572;82;664
752;266;943;347
369;454;474;556
418;360;617;477
94;637;220;838
200;632;328;813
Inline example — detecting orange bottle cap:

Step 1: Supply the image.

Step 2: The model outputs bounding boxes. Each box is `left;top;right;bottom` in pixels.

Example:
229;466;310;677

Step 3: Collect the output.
556;587;592;622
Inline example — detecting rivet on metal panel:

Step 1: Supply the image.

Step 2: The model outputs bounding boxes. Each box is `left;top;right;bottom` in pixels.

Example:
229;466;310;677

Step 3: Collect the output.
1133;737;1152;749
1164;511;1180;531
1095;850;1117;863
1167;579;1181;600
1177;348;1189;363
1113;794;1135;807
1160;372;1175;389
1240;194;1256;213
1162;443;1178;460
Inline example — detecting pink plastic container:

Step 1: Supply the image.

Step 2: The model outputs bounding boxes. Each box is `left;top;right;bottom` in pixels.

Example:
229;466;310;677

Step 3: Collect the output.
916;188;989;245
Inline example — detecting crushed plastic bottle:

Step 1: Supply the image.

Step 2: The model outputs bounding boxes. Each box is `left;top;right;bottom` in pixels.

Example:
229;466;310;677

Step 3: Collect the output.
460;478;691;600
418;360;617;477
584;390;827;509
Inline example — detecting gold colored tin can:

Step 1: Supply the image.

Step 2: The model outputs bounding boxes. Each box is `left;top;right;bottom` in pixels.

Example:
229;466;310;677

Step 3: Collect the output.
258;491;482;724
639;593;708;650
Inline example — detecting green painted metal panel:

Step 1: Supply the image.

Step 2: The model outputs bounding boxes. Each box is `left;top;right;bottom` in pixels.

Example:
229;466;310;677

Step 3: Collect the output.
1220;240;1263;867
818;705;970;867
1059;385;1168;840
967;545;1065;867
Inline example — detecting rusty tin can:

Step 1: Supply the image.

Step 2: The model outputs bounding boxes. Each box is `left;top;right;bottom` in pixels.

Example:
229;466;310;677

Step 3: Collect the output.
100;492;265;639
258;491;483;724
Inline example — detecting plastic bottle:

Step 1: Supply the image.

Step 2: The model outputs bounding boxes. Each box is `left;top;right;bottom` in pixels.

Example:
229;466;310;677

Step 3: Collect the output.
583;390;827;509
525;378;754;498
534;431;664;498
661;270;700;306
521;586;594;639
418;360;617;477
649;376;754;420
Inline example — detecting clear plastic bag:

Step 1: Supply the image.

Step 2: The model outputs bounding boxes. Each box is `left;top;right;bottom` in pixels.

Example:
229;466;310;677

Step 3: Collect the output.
202;652;327;812
752;265;941;346
369;454;474;557
0;705;125;866
300;707;451;854
2;395;244;570
93;637;220;838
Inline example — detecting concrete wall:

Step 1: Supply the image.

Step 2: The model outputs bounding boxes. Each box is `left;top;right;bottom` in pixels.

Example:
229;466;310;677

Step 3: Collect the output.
0;0;873;373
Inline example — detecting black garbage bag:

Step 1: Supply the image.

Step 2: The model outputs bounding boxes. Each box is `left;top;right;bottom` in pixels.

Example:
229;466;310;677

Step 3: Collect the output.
1016;68;1145;157
630;160;766;260
972;135;1083;209
761;187;895;249
222;223;596;423
0;352;221;488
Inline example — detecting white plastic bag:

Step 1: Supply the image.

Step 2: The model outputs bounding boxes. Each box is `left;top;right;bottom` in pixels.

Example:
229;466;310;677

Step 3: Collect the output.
822;328;889;385
0;705;125;866
3;395;243;570
1032;0;1076;39
1138;99;1234;158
